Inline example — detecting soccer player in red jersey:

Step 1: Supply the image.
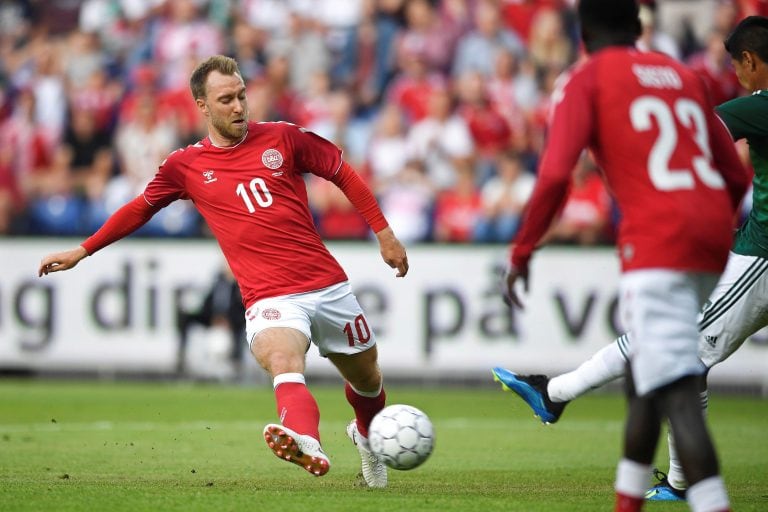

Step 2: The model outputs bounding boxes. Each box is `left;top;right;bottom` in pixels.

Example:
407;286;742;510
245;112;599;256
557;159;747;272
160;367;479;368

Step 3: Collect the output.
37;55;408;488
500;1;749;511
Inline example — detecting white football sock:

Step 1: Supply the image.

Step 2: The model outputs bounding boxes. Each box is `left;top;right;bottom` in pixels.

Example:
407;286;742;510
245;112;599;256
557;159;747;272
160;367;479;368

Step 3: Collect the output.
548;333;631;402
687;476;729;512
615;458;652;498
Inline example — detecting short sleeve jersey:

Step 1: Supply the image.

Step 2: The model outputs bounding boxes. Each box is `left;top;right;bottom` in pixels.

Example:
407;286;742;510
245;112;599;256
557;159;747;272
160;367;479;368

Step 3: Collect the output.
143;121;347;308
518;47;738;273
716;91;768;258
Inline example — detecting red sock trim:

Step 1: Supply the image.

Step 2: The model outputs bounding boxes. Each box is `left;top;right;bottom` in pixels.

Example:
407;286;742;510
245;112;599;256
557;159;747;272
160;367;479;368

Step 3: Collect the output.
615;492;644;512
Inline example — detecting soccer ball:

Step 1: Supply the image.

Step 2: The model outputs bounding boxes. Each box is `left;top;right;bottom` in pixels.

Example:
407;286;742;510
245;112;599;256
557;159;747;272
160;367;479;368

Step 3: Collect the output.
368;404;434;470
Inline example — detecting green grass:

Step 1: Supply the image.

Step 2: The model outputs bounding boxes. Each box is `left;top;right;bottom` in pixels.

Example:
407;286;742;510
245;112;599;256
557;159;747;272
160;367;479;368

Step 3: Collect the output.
0;380;766;511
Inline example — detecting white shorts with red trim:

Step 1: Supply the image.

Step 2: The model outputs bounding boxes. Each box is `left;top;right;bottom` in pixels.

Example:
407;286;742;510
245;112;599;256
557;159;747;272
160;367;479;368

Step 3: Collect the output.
620;269;717;396
245;281;376;357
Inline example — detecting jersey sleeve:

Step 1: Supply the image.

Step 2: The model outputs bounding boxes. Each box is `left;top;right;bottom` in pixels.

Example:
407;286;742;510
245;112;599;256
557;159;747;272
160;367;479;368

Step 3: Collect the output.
511;67;596;268
330;162;388;233
715;94;768;141
81;195;159;255
143;151;189;208
285;123;343;179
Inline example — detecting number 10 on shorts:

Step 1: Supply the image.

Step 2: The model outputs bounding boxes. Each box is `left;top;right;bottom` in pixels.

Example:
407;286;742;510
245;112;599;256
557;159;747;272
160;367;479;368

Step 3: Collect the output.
343;314;371;346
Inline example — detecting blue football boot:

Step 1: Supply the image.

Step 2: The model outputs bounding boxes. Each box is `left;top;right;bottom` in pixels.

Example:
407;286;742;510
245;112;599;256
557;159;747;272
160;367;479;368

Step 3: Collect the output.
491;367;567;424
645;469;686;501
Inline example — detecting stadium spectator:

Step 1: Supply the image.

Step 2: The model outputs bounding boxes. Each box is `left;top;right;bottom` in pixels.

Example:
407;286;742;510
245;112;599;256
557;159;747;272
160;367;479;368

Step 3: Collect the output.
386;43;447;124
313;0;366;86
452;0;526;78
635;1;682;60
406;86;474;191
151;0;224;91
455;69;514;184
265;9;330;97
307;89;371;168
526;7;574;74
497;2;747;512
474;149;535;243
367;102;410;191
228;18;266;82
27;106;113;235
377;158;436;243
432;160;482;242
686;30;742;105
485;48;535;153
395;0;460;76
292;70;335;128
0;87;53;220
500;0;564;43
38;55;409;490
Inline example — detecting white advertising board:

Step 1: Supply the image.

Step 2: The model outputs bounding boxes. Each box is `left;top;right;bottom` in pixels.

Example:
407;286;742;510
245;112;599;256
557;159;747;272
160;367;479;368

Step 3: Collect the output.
0;240;765;387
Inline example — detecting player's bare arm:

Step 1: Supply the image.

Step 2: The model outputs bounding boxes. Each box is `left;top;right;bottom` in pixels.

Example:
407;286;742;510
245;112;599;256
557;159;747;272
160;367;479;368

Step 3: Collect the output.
38;246;89;276
376;226;409;278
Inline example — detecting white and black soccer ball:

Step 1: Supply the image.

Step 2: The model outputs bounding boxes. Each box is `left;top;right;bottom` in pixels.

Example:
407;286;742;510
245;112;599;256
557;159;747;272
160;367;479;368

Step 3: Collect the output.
368;404;434;470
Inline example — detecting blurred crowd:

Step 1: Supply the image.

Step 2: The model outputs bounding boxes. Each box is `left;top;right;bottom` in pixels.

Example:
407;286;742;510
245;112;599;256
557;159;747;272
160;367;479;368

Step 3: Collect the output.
0;0;760;243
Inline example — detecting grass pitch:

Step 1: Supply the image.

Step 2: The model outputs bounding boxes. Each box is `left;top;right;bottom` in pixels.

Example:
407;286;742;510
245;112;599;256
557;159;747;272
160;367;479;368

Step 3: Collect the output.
0;379;766;511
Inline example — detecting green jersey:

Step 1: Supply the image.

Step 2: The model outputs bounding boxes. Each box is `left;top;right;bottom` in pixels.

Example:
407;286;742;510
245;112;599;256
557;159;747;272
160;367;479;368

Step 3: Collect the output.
716;90;768;258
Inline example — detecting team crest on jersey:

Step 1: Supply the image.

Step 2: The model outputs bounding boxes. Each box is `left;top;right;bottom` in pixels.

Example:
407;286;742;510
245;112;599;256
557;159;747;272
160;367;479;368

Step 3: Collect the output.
202;170;217;184
262;308;281;320
262;149;284;170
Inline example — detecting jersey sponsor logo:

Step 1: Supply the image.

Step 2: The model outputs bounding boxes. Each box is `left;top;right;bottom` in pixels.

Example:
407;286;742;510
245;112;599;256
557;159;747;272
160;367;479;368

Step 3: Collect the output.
262;308;281;320
262;149;284;170
631;64;682;90
202;170;218;184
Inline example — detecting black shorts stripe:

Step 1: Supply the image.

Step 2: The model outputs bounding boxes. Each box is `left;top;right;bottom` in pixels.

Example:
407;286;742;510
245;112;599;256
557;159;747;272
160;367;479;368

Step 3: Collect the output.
616;333;630;362
699;258;768;331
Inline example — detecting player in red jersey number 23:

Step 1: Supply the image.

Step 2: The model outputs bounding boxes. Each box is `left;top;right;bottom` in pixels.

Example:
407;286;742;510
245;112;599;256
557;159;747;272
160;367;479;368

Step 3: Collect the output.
37;55;409;489
500;1;749;511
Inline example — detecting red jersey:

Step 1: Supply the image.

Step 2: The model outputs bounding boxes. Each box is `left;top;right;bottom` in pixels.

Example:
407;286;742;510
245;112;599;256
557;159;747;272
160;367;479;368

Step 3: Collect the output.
144;121;349;307
512;47;748;273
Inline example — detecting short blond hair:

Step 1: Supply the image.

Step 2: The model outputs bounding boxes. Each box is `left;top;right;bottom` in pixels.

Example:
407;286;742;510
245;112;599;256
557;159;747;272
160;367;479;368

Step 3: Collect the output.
189;55;242;100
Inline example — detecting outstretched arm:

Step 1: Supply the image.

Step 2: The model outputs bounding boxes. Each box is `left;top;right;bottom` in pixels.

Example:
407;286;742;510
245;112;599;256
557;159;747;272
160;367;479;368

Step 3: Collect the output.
331;162;408;277
38;245;89;276
38;195;159;277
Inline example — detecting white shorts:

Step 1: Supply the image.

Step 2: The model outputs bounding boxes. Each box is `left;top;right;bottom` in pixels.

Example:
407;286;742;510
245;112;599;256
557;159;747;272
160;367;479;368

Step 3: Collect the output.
244;281;376;357
620;269;718;396
697;252;768;368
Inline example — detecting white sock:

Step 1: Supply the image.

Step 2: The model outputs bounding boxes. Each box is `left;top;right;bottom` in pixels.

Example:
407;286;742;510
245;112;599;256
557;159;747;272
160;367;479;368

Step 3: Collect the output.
687;476;729;512
615;458;651;498
548;333;631;402
667;389;708;490
272;372;306;389
348;382;383;398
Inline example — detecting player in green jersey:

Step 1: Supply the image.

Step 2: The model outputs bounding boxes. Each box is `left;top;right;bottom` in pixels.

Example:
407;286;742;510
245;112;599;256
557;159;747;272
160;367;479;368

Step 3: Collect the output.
492;15;768;502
